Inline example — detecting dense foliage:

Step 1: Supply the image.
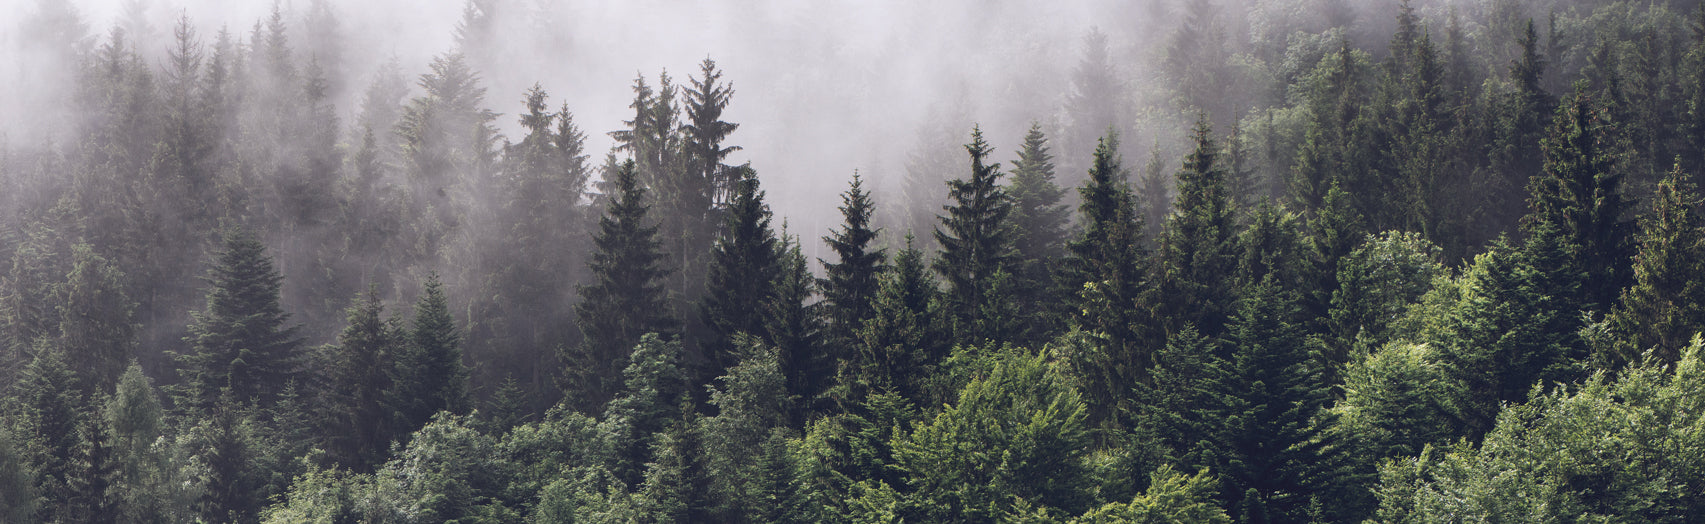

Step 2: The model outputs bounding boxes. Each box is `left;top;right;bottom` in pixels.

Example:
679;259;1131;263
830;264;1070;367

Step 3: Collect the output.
6;0;1705;522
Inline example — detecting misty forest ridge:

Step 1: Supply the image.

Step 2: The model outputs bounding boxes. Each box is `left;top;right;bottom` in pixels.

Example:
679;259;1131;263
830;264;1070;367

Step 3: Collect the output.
2;0;1705;522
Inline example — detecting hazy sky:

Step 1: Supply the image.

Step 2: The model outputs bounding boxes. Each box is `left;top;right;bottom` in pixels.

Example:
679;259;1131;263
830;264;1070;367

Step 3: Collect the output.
3;0;1167;259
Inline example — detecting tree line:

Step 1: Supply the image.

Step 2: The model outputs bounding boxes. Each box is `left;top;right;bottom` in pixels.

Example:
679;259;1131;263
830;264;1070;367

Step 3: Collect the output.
5;0;1705;522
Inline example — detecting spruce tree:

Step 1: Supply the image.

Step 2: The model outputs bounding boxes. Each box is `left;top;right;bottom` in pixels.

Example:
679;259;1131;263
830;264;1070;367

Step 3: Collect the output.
1526;84;1634;312
1213;279;1361;522
1604;163;1705;367
1006;123;1071;341
701;168;781;377
819;173;886;352
571;160;676;411
323;286;400;471
1060;133;1152;427
933;126;1016;344
175;228;304;411
390;273;470;438
1159;116;1240;339
847;235;949;405
765;234;824;421
17;343;82;523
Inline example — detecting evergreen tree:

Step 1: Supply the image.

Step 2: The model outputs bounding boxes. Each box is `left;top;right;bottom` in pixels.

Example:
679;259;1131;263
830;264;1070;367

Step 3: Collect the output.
1604;163;1705;367
191;397;264;524
1213;279;1362;522
819;173;886;352
765;235;824;422
847;235;949;405
1007;123;1071;343
390;273;470;438
1159;117;1240;339
54;243;135;396
933;126;1016;344
604;334;690;488
1060;133;1152;428
701;168;781;378
175;228;304;411
1526;85;1634;312
17;343;82;523
323;286;400;471
570;160;676;412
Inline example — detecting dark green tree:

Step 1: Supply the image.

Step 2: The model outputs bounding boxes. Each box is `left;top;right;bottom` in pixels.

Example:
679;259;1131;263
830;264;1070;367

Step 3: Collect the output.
1006;123;1071;341
1060;133;1152;428
700;168;780;377
1604;163;1705;367
1526;85;1634;312
390;273;470;438
16;343;82;523
1213;279;1362;523
846;235;949;405
1159;116;1240;339
323;286;401;471
570;160;677;411
819;173;886;352
175;228;304;411
765;235;824;422
933;126;1015;344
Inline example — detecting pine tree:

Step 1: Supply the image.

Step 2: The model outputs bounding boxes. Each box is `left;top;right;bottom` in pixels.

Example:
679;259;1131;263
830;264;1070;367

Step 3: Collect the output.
54;243;135;396
390;273;470;438
1604;163;1705;367
17;342;82;523
175;228;304;411
847;235;949;405
604;334;690;488
1526;85;1634;312
1213;279;1362;522
1060;133;1152;427
819;173;886;352
323;286;400;471
933;126;1016;344
765;235;824;422
701;168;781;378
1006;123;1071;342
570;160;676;411
1159;116;1240;339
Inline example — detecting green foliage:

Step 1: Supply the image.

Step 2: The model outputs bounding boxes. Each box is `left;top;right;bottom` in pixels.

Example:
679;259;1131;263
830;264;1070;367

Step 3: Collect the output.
933;126;1016;345
701;169;780;377
571;160;677;412
1160;116;1240;339
1604;164;1705;367
1336;341;1461;461
845;236;950;405
1007;123;1072;343
175;228;305;411
324;286;402;471
820;173;887;352
1526;84;1634;311
1060;133;1153;430
1371;339;1705;522
1328;231;1444;360
1072;466;1228;524
389;273;470;440
888;349;1091;522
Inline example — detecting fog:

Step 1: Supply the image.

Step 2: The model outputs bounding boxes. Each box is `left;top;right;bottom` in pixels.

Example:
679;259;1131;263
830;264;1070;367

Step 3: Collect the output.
1;0;1203;258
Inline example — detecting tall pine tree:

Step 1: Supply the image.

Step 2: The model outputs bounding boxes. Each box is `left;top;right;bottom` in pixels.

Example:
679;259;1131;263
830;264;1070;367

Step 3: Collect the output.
701;168;781;379
1159;117;1240;339
933;126;1015;344
389;273;470;439
175;228;304;411
570;160;677;412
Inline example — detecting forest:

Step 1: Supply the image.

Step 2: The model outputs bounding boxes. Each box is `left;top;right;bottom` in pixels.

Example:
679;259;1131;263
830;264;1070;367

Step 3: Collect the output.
3;0;1705;522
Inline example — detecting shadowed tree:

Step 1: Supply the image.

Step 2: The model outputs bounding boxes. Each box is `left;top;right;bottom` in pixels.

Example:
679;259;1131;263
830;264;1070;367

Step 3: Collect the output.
570;160;677;411
174;228;304;411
